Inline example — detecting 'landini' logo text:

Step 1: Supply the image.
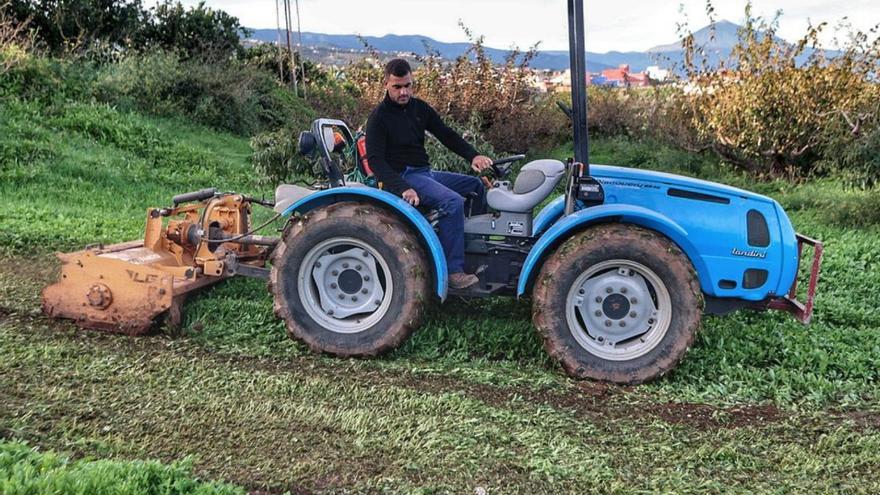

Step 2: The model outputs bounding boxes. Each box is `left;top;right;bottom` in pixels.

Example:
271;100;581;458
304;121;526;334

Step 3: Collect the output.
731;248;767;259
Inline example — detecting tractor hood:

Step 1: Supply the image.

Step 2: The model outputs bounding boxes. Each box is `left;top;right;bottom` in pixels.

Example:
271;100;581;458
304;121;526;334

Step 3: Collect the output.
589;164;774;205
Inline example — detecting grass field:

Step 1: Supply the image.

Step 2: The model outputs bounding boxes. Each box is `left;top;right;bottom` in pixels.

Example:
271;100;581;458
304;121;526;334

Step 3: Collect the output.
2;97;880;493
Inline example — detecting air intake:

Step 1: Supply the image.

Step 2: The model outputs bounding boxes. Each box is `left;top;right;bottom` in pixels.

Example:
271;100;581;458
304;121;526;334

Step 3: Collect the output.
667;188;730;204
743;269;768;289
747;210;770;247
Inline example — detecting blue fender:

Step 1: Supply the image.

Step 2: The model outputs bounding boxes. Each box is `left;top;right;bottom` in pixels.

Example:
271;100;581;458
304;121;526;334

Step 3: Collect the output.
517;204;709;297
280;187;448;300
532;195;566;237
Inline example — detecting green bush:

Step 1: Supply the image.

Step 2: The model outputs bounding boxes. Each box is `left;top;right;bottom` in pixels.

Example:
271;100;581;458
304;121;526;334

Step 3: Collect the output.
94;50;314;135
250;126;314;186
817;122;880;189
0;440;244;495
0;52;97;102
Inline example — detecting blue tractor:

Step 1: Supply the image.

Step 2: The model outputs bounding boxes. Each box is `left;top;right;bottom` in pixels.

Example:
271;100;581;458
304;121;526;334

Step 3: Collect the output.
266;0;822;384
42;0;822;384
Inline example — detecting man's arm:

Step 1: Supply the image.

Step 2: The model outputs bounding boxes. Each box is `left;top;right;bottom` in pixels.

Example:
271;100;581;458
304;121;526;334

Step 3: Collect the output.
423;103;479;163
365;112;412;195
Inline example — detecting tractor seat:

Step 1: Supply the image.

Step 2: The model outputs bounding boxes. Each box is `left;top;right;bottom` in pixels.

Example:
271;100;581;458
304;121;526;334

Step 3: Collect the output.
486;159;566;213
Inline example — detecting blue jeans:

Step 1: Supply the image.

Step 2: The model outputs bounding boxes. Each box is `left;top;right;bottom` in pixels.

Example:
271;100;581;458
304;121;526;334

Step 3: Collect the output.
401;167;487;274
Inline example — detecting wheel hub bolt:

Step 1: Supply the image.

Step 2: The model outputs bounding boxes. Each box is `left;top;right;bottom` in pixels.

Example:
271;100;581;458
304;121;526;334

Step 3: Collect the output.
605;287;613;294
315;262;322;268
604;320;612;327
620;287;628;294
342;263;349;268
594;310;602;317
648;318;655;324
338;294;345;300
619;321;626;327
330;283;338;289
361;288;368;294
331;270;339;276
352;296;358;302
595;297;602;303
578;289;585;295
597;336;605;342
362;251;369;257
630;297;638;304
364;276;371;281
630;311;637;318
327;310;334;315
355;265;362;271
374;300;381;305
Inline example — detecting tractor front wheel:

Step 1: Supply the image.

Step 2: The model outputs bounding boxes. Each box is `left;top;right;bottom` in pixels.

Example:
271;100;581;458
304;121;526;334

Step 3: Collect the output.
532;223;702;384
270;202;430;356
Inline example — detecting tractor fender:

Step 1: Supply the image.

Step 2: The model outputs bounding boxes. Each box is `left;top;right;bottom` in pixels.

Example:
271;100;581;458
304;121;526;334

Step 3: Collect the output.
280;187;448;300
517;204;709;297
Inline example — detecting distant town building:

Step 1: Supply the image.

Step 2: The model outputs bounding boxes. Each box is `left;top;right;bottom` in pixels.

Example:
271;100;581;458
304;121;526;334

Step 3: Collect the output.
646;65;671;82
599;64;652;87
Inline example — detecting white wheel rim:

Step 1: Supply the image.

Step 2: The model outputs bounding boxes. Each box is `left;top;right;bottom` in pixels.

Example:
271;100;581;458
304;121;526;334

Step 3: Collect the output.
297;237;394;334
564;259;672;361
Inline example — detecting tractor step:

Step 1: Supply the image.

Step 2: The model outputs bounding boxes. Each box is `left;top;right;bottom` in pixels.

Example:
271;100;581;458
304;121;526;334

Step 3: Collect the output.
448;282;510;298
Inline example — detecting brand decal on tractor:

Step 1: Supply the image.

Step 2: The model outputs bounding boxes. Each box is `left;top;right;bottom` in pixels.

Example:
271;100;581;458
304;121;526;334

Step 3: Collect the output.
731;248;768;259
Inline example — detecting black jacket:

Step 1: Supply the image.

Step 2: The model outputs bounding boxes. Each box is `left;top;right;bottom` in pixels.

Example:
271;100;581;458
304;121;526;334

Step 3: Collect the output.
365;94;478;195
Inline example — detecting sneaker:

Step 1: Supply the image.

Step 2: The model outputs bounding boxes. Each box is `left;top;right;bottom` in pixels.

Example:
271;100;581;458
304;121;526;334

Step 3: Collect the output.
449;272;479;289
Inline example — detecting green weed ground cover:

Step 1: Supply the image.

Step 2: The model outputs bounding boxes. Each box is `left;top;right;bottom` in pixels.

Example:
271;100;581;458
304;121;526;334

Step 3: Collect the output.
2;98;880;492
0;440;243;495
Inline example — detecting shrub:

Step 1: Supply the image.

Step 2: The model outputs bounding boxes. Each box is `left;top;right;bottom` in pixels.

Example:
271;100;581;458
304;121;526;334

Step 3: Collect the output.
250;125;314;186
678;3;880;179
94;50;314;135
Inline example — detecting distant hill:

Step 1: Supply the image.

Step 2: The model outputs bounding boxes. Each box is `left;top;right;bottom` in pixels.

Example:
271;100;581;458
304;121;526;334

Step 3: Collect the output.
248;21;836;72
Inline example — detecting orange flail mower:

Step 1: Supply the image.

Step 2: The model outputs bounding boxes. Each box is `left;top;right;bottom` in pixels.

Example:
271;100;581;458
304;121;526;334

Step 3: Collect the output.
42;188;276;335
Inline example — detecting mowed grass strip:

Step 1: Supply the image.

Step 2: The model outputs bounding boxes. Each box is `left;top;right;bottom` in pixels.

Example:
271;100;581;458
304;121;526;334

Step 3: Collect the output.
2;317;880;493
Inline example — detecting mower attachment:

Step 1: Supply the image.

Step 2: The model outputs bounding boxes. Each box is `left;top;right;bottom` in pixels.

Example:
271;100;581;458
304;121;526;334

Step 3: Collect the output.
42;193;273;335
758;233;824;324
41;241;228;335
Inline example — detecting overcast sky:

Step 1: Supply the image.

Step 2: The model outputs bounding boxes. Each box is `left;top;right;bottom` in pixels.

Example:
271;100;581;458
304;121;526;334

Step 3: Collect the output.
170;0;879;53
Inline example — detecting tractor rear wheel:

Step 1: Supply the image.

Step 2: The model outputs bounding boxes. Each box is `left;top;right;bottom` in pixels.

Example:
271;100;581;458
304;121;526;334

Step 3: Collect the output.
532;223;702;384
270;202;430;356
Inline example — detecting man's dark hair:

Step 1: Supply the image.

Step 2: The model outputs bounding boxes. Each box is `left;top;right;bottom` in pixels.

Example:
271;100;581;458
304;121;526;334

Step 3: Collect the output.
384;58;412;80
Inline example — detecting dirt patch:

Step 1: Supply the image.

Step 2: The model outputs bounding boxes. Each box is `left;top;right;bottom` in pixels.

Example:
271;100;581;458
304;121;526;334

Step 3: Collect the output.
653;403;780;429
835;410;880;431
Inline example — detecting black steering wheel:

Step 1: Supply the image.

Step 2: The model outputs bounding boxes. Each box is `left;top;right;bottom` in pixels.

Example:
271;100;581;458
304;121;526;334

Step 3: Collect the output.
489;154;526;180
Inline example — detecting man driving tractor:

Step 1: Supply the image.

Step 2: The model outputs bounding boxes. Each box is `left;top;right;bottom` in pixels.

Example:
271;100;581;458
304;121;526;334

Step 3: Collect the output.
366;58;494;290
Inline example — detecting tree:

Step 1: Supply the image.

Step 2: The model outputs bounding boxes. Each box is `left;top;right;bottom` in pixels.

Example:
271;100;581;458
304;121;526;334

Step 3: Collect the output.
141;0;249;59
7;0;148;53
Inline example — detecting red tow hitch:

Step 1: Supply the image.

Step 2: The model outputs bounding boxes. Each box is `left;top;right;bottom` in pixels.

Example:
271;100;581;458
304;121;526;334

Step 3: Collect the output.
761;234;824;324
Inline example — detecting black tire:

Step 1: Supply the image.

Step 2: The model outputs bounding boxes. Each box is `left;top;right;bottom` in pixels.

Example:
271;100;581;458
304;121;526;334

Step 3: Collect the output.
532;223;703;384
270;202;430;356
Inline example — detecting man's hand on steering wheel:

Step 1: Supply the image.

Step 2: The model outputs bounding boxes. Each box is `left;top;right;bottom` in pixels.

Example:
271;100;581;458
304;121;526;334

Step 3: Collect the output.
471;155;493;174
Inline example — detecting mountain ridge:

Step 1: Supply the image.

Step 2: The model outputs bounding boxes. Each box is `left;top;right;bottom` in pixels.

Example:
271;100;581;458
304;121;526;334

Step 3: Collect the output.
248;20;828;72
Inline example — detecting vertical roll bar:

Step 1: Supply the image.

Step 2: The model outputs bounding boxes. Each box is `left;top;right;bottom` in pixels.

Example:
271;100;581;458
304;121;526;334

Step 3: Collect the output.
567;0;589;171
